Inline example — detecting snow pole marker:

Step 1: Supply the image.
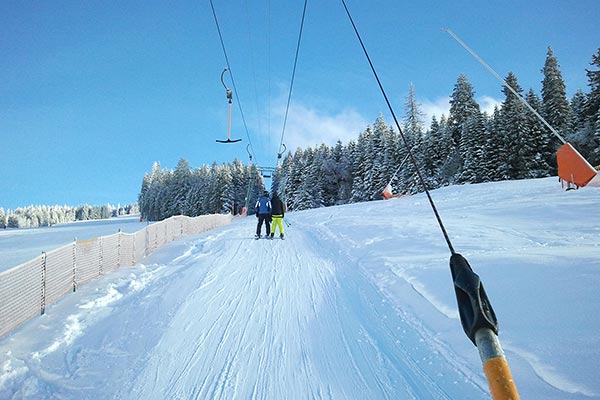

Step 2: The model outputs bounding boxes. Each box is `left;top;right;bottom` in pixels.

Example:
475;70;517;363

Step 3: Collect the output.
340;2;520;398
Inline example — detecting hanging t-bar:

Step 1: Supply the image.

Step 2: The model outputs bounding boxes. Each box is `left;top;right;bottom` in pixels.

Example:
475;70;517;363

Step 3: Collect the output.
277;143;287;160
216;68;242;144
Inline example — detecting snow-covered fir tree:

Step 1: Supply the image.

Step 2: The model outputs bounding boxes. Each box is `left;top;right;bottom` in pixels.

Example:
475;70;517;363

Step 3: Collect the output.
585;48;600;165
498;72;529;179
400;83;426;194
585;48;600;121
522;90;552;178
458;110;488;183
445;75;481;183
541;47;571;171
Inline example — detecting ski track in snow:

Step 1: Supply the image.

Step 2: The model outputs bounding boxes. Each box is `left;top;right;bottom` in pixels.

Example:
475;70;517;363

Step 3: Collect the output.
115;218;488;400
2;218;488;399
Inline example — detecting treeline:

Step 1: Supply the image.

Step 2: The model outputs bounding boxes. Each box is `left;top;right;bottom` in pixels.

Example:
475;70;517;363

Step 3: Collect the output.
0;204;139;229
139;46;600;219
138;159;266;221
274;47;600;208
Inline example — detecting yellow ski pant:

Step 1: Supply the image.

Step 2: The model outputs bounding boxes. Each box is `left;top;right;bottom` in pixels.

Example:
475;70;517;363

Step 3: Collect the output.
271;215;284;235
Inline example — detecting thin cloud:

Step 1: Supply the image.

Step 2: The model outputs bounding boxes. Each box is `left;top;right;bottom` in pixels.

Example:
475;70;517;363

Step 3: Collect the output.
478;95;502;115
271;103;369;151
420;95;502;125
421;97;450;124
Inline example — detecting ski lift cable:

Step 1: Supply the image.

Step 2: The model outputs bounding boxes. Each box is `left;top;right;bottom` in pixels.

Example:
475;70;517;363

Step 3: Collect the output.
242;0;264;146
277;0;308;162
341;2;519;399
267;0;272;160
209;0;260;163
444;28;566;145
387;153;410;187
339;0;454;255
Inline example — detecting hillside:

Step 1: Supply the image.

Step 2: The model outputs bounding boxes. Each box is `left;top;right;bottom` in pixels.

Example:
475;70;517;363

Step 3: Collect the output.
1;177;599;399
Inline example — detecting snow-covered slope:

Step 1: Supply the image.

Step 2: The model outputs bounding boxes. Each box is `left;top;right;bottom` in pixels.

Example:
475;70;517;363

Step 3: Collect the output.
0;215;147;272
1;177;599;399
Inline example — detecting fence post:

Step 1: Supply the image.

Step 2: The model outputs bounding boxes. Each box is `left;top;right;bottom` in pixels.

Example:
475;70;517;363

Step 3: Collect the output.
41;251;47;315
72;238;77;292
145;225;149;257
117;228;123;268
99;236;103;276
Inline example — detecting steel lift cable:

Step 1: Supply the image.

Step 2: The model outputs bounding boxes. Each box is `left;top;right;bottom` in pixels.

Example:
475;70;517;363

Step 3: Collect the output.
242;0;265;148
267;0;272;163
276;0;308;164
209;0;259;162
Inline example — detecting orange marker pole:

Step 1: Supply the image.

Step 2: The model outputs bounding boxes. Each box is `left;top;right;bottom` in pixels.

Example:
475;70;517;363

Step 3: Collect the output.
475;328;520;400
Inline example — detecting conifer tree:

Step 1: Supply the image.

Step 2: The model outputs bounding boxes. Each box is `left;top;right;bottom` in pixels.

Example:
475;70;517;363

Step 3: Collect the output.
585;48;600;165
350;126;371;202
592;110;600;165
400;84;426;193
459;110;488;183
541;47;571;132
371;115;393;197
447;75;481;182
569;90;588;135
295;147;317;210
541;47;571;171
287;148;305;210
448;75;480;147
485;106;510;181
216;164;234;213
173;158;192;216
420;117;441;188
498;73;528;178
522;90;552;177
585;48;600;120
337;141;355;204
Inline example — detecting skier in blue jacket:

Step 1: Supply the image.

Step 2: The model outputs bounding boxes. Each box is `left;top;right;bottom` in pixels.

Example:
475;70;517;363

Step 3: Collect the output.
255;190;272;239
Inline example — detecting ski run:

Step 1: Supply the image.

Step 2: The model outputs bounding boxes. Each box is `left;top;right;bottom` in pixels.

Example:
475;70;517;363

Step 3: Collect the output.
1;177;599;399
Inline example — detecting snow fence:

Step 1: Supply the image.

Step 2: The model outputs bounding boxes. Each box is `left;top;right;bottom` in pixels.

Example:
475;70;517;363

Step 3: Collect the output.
0;214;232;338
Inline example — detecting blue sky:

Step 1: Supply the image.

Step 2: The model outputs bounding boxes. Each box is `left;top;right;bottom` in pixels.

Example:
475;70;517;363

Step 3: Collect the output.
1;0;598;210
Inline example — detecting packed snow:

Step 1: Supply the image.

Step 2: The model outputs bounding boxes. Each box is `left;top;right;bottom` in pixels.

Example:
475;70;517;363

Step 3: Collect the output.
1;177;599;399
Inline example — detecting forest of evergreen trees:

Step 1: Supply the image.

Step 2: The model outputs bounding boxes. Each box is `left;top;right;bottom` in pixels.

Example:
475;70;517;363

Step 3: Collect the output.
0;203;139;229
138;47;600;221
